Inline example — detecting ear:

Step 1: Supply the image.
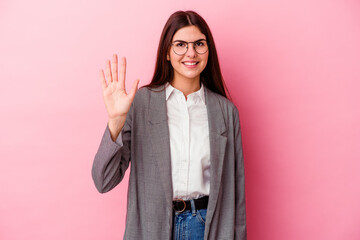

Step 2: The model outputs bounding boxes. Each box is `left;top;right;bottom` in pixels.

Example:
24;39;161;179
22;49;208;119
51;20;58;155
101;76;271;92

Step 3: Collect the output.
166;46;171;61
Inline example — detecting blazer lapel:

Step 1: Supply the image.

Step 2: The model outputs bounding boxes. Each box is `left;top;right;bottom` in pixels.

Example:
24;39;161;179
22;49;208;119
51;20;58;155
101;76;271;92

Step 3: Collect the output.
204;87;228;232
147;87;174;207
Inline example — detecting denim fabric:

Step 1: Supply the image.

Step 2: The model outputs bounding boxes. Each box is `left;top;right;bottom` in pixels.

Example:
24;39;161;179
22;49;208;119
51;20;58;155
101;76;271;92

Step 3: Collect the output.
173;199;207;240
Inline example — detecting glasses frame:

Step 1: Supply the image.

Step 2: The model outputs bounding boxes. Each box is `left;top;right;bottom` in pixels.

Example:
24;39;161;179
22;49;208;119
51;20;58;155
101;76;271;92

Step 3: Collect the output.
170;40;209;56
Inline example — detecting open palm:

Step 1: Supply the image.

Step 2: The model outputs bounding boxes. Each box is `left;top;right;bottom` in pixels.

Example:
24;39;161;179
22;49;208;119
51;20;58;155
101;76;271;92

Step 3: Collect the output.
100;54;139;120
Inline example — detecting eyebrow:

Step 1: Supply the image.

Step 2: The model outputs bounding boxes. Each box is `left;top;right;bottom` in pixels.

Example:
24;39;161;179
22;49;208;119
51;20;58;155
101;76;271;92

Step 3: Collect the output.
173;38;207;42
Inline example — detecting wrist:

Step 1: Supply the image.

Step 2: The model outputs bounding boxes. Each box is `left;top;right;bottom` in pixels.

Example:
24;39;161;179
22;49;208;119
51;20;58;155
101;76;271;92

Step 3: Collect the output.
108;117;126;141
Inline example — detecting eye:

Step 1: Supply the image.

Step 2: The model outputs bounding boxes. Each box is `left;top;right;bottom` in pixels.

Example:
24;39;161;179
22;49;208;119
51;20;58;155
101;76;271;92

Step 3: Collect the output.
175;42;186;47
195;41;204;47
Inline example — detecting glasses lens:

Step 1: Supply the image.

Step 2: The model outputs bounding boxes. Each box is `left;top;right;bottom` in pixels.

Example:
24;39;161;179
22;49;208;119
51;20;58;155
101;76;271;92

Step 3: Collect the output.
173;42;188;55
194;40;208;54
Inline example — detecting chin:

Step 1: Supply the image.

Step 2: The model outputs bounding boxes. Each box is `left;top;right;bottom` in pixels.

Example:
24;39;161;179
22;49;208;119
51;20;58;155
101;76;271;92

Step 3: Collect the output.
180;72;201;80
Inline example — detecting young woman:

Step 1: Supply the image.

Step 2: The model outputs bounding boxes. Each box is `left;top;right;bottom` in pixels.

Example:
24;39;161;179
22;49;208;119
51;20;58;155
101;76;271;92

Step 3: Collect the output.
92;10;247;240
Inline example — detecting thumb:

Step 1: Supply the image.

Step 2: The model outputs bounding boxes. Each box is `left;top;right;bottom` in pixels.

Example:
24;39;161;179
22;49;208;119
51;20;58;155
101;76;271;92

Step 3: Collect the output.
128;79;140;99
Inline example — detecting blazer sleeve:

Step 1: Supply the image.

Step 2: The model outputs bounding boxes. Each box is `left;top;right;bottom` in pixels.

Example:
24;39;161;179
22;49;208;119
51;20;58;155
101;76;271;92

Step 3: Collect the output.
234;108;247;239
91;103;133;193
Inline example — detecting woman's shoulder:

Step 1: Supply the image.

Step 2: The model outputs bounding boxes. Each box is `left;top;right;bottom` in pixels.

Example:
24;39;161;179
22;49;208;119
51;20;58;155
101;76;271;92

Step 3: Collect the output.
137;85;165;94
206;87;238;113
132;84;166;104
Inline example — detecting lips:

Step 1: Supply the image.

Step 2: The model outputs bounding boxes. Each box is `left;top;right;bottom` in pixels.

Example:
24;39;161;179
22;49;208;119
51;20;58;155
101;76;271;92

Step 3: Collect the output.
183;62;198;65
182;61;199;67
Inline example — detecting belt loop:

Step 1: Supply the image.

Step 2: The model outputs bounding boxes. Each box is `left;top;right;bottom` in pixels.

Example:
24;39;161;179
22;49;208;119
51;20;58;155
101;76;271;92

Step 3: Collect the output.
190;199;196;216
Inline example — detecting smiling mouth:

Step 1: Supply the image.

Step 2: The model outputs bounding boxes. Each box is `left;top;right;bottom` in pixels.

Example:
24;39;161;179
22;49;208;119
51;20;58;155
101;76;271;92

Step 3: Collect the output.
183;62;199;66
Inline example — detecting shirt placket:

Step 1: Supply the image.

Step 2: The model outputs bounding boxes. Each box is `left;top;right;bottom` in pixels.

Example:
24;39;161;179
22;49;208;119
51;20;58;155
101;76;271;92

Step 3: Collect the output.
178;94;190;197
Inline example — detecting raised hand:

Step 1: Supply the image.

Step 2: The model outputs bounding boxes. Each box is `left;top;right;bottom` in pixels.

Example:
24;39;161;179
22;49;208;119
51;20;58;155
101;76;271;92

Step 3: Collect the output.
100;54;139;140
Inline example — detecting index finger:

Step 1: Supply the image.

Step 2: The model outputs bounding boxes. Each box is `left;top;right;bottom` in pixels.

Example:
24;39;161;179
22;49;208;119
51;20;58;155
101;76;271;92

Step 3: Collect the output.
119;57;126;90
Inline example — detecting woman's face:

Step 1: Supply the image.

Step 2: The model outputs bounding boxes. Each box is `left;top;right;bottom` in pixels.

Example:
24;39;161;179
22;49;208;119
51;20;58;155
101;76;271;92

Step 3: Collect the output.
167;25;209;83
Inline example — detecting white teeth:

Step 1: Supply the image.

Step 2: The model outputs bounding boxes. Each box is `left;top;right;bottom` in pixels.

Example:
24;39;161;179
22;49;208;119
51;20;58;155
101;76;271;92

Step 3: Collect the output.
183;62;197;66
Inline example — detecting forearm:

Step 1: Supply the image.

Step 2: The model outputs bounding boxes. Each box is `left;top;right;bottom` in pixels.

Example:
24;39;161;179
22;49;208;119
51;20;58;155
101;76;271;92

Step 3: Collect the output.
92;124;130;193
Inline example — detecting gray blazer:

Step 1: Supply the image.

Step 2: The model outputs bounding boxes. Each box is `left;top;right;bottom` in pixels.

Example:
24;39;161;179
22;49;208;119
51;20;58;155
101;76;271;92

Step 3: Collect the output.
92;85;247;240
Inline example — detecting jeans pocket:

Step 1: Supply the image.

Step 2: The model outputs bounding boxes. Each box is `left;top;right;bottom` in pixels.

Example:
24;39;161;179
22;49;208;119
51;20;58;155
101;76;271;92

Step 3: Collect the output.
196;209;207;225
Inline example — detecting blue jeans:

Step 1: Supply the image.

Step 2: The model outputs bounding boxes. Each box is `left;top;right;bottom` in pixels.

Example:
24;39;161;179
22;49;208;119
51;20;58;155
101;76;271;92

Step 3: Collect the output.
173;199;207;240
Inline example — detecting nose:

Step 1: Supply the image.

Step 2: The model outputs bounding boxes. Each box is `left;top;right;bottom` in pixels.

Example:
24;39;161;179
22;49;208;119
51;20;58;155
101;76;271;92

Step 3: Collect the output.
186;43;197;57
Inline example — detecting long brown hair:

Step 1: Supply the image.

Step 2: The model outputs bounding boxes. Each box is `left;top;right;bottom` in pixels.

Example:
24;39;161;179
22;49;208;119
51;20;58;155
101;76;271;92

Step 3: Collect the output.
143;10;229;99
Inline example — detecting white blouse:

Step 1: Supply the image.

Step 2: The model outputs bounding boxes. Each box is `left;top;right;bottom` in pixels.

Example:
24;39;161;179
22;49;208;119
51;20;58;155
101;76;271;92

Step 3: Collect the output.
165;83;211;200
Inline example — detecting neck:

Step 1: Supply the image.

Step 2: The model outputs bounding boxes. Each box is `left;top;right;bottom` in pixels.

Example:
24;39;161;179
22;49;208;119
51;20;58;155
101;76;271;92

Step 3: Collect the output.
170;76;201;98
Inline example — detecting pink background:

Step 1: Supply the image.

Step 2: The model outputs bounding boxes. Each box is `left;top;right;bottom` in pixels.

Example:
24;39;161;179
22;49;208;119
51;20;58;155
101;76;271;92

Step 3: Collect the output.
1;0;359;239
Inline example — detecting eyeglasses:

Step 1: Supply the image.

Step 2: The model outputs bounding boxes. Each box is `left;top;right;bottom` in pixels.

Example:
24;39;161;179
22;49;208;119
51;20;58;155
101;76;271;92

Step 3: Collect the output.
171;40;209;55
